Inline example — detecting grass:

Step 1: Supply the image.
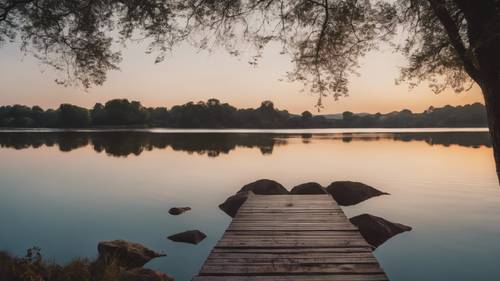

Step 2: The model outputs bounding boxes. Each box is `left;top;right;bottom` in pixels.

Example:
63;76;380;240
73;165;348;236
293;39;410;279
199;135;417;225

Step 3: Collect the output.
0;247;129;281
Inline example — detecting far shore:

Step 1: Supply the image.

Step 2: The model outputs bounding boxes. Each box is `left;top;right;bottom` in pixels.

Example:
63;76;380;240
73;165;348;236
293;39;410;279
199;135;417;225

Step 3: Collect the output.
0;127;490;134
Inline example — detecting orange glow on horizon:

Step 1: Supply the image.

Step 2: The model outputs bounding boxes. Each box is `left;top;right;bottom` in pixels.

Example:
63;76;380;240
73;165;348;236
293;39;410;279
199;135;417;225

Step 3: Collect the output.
0;42;484;114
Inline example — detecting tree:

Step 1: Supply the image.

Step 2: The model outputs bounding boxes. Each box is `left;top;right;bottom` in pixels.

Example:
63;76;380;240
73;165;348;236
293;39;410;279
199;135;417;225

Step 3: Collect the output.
57;104;91;128
342;111;356;125
207;98;221;107
148;106;170;127
98;99;149;126
90;103;105;125
259;101;275;111
2;0;500;179
301;111;313;121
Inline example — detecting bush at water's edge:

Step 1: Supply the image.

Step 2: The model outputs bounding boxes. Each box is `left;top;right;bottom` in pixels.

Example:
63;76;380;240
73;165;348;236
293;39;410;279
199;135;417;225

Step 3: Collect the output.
0;247;172;281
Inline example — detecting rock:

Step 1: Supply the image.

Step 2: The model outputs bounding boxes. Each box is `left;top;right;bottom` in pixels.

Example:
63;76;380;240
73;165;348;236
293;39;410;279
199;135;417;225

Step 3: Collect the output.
326;181;388;206
119;268;175;281
349;214;412;248
218;179;287;218
167;230;206;245
168;207;191;215
219;191;254;217
97;240;165;269
238;179;288;195
290;182;328;194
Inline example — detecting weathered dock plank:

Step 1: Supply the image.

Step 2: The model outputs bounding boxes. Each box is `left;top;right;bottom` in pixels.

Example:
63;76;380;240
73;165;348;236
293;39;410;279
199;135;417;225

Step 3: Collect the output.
193;194;389;281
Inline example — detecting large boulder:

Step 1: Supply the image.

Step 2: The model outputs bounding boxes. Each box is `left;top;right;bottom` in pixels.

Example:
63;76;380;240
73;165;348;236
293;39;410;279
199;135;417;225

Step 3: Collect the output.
326;181;388;206
219;191;254;217
168;207;191;215
350;214;412;248
290;182;328;195
97;240;165;269
238;179;289;195
167;230;206;245
218;179;288;217
119;268;175;281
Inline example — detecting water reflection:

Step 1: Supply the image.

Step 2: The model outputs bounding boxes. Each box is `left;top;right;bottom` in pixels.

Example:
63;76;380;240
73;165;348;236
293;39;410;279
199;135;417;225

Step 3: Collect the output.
0;130;498;281
0;131;492;157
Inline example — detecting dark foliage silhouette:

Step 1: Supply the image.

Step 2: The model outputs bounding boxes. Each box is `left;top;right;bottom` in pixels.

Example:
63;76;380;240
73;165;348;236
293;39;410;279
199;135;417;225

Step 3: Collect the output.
0;99;488;129
0;244;171;281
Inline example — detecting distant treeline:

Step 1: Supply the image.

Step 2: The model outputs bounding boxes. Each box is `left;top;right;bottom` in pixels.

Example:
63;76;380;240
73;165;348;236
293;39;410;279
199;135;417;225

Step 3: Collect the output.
0;98;488;128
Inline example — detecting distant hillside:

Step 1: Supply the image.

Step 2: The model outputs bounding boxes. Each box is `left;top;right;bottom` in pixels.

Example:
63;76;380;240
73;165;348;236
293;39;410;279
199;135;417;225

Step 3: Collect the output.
0;99;488;129
347;103;487;128
321;114;343;120
322;113;370;120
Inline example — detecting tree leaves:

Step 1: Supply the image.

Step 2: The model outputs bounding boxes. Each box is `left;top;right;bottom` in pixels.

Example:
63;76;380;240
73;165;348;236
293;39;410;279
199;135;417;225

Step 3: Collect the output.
0;0;486;103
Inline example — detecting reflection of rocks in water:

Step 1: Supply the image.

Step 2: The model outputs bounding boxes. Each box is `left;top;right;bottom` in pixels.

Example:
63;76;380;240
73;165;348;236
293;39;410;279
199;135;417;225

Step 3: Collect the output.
349;214;412;248
167;230;206;245
97;240;165;269
0;131;491;157
290;182;328;194
326;181;388;206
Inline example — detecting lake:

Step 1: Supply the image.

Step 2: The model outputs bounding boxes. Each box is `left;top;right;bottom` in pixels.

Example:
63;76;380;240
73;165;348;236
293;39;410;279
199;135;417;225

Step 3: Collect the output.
0;129;499;281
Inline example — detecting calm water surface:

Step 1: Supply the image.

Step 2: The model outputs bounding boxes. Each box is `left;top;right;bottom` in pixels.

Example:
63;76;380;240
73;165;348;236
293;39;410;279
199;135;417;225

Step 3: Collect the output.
0;129;499;281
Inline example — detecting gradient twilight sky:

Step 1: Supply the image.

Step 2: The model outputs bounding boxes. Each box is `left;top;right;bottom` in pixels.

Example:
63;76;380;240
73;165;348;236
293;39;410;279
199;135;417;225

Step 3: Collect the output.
0;40;483;114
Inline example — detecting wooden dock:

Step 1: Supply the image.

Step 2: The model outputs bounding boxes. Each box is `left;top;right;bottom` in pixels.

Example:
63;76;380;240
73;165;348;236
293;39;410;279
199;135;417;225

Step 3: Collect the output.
193;194;389;281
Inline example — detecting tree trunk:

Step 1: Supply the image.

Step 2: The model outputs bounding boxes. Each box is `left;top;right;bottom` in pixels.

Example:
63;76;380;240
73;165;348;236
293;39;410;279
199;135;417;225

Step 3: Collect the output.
481;83;500;182
456;0;500;183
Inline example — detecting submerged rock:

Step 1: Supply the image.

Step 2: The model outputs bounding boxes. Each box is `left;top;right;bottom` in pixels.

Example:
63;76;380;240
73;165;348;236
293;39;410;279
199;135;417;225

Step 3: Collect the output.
290;182;328;195
238;179;289;195
119;268;175;281
167;230;206;245
326;181;388;206
97;240;165;269
168;207;191;215
219;191;254;217
350;214;412;248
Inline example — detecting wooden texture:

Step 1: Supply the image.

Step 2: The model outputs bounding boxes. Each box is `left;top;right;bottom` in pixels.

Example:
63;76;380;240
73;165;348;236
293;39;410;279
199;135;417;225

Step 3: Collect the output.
193;194;389;281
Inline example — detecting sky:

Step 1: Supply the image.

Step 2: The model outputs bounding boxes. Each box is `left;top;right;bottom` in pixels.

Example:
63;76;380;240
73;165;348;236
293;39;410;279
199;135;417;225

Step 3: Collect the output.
0;40;484;115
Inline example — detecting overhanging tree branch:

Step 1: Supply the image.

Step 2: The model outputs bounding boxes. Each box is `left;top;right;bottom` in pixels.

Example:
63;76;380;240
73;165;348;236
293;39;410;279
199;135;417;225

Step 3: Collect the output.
427;0;481;83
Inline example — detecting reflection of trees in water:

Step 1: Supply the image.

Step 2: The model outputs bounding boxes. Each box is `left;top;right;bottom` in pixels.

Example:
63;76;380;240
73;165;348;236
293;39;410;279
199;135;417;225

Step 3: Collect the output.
301;134;312;144
0;132;90;152
392;132;491;148
0;131;492;157
325;132;491;148
0;132;287;157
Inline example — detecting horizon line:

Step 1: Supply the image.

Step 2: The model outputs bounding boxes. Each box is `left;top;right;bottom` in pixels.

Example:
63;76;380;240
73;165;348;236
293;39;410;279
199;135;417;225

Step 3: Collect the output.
0;98;486;116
